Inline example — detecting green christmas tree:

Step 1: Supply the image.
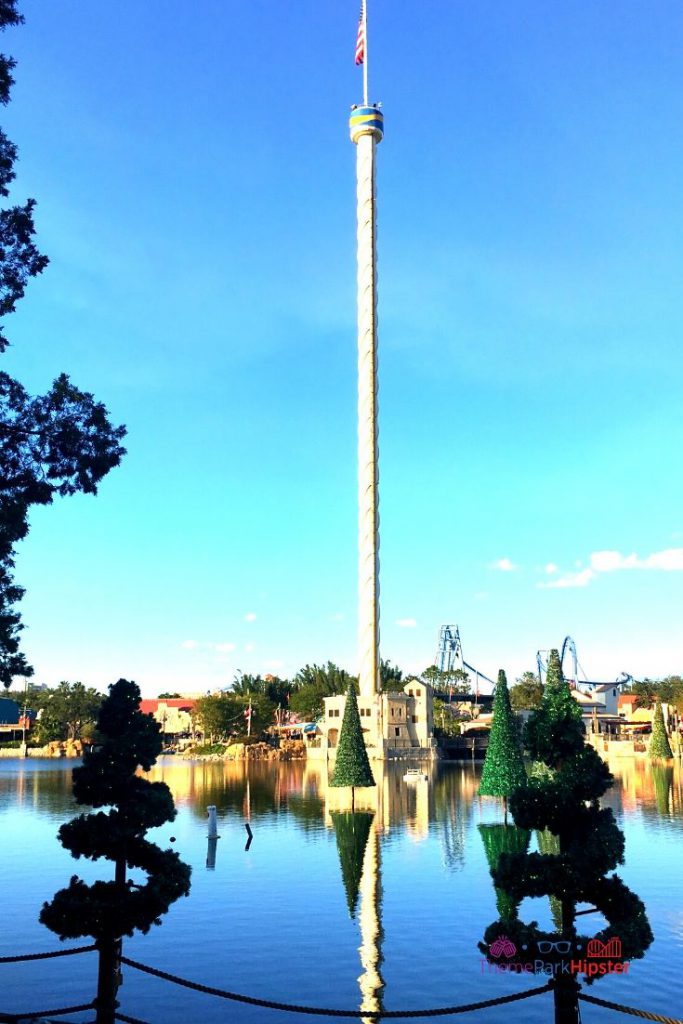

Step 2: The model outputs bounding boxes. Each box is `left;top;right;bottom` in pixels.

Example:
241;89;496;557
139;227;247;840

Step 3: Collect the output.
41;680;191;1023
331;810;375;918
649;698;673;761
330;685;375;807
479;670;527;816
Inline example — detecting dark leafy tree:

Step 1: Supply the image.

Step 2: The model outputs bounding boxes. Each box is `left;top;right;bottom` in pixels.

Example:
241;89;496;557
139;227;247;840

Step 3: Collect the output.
330;685;375;806
379;659;402;688
0;3;126;687
479;649;652;1020
289;661;356;720
331;810;374;918
40;679;191;943
510;670;544;711
41;681;103;741
479;670;526;816
649;698;673;761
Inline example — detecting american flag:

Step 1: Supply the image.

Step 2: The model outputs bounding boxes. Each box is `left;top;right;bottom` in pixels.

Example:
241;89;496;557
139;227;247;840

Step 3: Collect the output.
355;2;366;65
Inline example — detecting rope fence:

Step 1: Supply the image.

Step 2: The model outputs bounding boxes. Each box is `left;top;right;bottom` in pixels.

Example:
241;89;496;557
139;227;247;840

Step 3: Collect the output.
121;956;553;1018
0;945;96;964
579;992;683;1024
2;945;683;1024
0;1003;93;1022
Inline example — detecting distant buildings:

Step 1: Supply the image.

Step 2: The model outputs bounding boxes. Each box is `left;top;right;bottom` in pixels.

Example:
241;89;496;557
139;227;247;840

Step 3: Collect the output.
139;698;196;737
308;680;436;760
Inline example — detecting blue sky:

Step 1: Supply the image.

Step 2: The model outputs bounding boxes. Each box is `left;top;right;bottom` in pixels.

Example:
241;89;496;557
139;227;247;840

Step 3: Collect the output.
4;1;683;695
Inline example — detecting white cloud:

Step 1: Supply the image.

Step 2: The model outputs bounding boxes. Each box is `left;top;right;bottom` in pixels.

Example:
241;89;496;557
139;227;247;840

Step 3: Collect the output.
264;659;284;671
181;640;198;650
538;569;595;590
213;642;236;653
539;546;683;590
545;563;558;575
244;643;255;653
244;612;257;622
590;547;683;572
395;618;417;628
328;612;345;622
489;557;517;572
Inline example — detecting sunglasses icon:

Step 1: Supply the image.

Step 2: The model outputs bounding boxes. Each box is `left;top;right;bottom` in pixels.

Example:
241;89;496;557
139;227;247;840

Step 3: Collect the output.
538;941;572;954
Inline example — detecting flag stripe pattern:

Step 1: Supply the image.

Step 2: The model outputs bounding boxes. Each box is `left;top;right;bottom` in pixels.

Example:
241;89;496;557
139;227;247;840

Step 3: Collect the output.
355;2;366;65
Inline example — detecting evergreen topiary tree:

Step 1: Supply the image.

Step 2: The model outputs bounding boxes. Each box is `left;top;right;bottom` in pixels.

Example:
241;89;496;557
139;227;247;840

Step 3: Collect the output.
330;685;375;808
479;650;652;1022
331;810;375;918
649;698;673;761
479;669;526;818
41;679;191;1024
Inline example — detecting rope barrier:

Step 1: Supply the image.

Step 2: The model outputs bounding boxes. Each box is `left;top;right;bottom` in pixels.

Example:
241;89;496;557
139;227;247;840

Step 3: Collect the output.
0;945;96;964
120;956;553;1018
0;1002;94;1021
578;992;683;1024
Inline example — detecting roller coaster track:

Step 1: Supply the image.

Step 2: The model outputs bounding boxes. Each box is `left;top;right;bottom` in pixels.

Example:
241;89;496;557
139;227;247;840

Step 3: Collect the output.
536;635;632;690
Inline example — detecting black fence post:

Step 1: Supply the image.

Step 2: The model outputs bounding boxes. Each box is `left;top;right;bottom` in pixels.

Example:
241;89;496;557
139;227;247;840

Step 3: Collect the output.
94;936;121;1024
552;975;580;1024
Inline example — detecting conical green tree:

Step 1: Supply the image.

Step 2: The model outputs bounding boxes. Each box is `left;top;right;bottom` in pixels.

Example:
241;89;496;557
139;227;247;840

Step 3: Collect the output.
524;649;584;763
479;824;530;922
330;685;375;804
649;699;673;761
479;670;527;815
331;810;374;918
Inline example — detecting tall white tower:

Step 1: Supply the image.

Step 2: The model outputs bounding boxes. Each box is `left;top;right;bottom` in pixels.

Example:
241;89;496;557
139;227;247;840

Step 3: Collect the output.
350;94;383;699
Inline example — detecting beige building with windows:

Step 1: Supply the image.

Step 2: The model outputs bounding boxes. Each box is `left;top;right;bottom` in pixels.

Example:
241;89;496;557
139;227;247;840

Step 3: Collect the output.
307;680;436;761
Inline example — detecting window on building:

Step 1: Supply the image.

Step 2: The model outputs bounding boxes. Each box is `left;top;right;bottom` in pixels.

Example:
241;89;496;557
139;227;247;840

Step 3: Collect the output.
398;708;403;717
390;707;394;717
329;708;340;718
394;727;400;736
412;715;418;723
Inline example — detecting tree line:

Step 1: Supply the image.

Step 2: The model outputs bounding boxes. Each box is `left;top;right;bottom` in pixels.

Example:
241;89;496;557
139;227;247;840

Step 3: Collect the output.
5;666;681;748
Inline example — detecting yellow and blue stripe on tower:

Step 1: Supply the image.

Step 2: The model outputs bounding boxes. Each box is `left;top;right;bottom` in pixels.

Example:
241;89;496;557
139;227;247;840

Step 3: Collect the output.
349;105;384;144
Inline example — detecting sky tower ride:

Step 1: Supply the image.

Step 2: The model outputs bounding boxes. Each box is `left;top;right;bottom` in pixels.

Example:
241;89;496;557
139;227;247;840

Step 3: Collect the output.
351;2;383;700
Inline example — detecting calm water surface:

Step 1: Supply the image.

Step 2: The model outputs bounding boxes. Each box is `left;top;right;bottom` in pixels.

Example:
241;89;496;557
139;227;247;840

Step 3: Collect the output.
1;757;682;1023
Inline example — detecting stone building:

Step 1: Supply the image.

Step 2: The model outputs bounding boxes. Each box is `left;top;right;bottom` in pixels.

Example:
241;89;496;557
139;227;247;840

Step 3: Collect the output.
308;680;436;761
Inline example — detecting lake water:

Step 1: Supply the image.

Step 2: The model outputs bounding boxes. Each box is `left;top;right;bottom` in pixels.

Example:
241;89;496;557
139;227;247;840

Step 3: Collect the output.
0;757;682;1024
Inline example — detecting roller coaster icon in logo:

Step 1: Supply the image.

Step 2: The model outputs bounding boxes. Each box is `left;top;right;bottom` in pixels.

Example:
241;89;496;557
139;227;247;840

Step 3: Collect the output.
587;937;622;959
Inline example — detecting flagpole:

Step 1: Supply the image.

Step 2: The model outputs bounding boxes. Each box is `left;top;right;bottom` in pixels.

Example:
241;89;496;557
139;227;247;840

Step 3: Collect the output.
363;0;369;105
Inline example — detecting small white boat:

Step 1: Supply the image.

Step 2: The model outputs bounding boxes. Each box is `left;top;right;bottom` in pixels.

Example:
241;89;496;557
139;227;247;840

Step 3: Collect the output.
403;768;428;783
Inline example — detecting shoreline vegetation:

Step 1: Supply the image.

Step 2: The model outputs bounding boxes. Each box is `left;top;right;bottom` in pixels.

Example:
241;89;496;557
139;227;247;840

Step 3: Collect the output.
0;738;308;761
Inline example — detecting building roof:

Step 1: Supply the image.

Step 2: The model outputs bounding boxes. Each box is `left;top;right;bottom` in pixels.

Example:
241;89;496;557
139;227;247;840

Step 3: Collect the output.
0;698;19;725
139;698;196;715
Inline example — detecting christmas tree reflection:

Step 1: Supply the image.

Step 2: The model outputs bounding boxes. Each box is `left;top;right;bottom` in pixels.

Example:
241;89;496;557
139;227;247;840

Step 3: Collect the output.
332;808;385;1021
